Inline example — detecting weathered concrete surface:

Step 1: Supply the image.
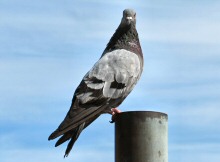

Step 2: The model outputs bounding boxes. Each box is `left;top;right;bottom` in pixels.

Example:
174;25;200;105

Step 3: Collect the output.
115;111;168;162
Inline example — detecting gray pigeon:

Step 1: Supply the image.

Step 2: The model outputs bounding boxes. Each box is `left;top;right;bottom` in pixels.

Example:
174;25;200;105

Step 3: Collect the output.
48;8;144;157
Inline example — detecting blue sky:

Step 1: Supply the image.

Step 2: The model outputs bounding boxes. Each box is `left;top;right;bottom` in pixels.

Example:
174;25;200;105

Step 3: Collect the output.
1;0;220;161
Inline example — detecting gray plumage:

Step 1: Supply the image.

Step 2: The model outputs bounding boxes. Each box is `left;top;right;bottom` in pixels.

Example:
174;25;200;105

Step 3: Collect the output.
48;8;144;157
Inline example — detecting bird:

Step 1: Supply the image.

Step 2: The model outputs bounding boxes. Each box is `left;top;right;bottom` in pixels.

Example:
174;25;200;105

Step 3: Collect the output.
48;8;144;157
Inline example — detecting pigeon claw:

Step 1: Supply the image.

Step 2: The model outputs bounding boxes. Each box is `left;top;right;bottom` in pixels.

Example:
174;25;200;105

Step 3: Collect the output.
110;108;122;123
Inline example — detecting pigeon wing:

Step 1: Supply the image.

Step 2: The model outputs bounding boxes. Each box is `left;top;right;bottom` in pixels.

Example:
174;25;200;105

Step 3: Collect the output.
48;49;142;140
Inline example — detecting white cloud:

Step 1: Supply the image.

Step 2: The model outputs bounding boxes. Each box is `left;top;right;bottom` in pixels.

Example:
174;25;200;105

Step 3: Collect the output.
169;102;220;128
170;143;220;162
0;148;114;162
0;57;89;123
139;18;220;44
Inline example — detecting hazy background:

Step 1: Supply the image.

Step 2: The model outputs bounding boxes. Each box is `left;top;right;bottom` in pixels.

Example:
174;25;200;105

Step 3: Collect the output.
1;0;220;162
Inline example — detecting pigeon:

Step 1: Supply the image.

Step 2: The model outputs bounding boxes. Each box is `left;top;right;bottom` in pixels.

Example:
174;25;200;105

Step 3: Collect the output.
48;8;144;157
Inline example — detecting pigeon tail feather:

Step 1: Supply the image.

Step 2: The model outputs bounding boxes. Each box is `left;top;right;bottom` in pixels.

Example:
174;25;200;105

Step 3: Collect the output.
54;114;101;147
55;130;74;147
64;122;85;158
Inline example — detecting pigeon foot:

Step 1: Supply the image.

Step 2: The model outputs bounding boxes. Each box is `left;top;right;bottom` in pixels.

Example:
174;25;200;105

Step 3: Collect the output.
111;108;121;115
110;108;121;123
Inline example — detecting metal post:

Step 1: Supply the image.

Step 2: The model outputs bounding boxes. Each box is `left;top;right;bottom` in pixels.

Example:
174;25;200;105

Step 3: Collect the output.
115;111;168;162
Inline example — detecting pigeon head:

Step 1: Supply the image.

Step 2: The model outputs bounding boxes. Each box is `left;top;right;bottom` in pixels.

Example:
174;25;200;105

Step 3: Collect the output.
103;8;141;55
120;9;136;27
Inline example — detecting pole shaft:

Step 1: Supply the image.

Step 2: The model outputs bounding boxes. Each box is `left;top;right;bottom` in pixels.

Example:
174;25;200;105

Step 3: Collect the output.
115;111;168;162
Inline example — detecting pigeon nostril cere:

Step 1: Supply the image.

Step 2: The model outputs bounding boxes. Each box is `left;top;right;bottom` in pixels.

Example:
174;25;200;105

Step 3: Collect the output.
126;16;132;20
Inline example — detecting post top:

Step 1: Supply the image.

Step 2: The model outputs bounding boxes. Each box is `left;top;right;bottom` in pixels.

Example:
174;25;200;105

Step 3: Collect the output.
114;111;168;122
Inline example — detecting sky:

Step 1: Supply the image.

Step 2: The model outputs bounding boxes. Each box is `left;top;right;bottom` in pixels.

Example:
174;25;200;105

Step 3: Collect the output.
1;0;220;162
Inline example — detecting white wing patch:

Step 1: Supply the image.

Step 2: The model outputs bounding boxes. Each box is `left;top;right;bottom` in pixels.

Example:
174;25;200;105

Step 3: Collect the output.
76;92;95;104
84;79;104;89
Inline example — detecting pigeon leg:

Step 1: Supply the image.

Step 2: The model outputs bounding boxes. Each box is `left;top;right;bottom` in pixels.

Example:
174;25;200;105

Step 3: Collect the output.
110;108;121;123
